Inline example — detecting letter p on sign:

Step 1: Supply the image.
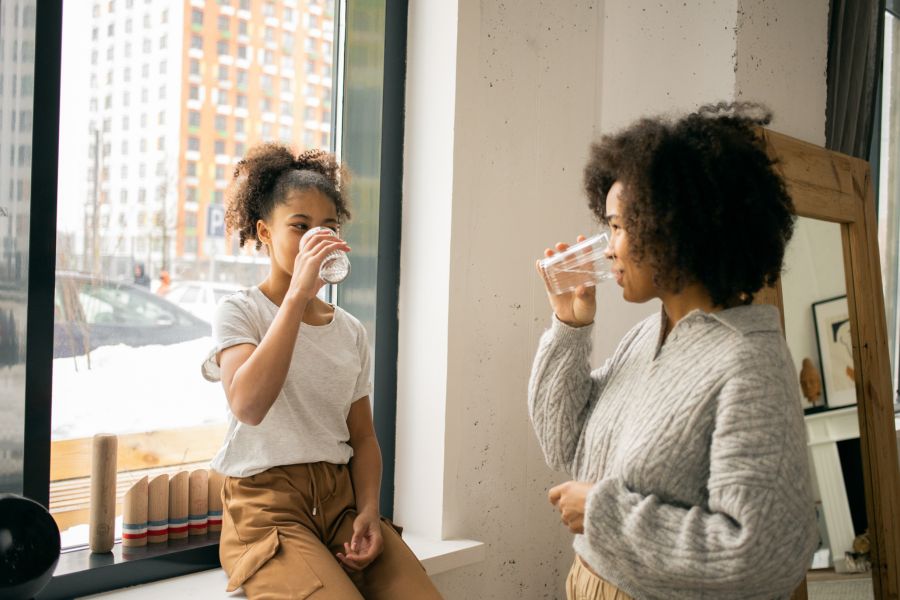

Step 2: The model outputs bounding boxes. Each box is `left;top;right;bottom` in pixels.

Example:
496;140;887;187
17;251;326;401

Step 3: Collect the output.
207;204;225;238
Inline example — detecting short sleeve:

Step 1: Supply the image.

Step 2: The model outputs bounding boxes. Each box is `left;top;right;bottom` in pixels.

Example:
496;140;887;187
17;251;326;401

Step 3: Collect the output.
201;295;259;382
353;323;372;401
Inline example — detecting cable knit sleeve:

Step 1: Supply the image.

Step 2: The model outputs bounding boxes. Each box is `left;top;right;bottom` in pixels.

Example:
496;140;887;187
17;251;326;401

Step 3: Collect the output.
579;354;818;599
528;315;614;474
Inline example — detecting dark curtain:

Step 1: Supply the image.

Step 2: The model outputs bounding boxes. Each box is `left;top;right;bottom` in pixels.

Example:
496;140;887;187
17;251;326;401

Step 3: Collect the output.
826;0;887;159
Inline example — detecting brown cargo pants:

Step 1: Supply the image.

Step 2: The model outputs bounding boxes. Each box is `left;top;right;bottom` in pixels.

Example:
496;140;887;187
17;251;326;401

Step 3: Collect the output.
220;462;443;600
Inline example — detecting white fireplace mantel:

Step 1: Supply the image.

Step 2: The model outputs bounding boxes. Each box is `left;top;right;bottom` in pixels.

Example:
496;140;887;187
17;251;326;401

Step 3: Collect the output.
805;406;900;572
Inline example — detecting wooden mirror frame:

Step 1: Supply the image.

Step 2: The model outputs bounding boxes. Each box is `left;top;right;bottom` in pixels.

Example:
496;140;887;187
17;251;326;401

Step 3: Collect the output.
756;129;900;599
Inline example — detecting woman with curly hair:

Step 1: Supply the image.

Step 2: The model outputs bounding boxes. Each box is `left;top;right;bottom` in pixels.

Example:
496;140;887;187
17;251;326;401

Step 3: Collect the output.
201;144;442;599
529;103;817;600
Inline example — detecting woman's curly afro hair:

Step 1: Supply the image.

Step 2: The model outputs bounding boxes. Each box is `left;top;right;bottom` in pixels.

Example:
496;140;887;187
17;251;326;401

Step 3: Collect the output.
583;101;795;306
225;143;351;250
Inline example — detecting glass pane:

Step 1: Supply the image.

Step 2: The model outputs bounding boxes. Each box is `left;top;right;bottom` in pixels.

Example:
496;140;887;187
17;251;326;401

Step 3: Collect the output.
0;0;37;495
879;11;900;399
878;15;900;600
336;0;384;348
53;0;336;549
783;217;873;598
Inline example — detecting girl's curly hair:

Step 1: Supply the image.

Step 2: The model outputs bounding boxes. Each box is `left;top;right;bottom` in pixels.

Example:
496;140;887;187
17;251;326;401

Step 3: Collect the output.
583;101;795;306
225;143;351;250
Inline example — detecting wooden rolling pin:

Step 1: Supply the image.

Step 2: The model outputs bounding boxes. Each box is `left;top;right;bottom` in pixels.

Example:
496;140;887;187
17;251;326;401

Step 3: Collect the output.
89;434;117;553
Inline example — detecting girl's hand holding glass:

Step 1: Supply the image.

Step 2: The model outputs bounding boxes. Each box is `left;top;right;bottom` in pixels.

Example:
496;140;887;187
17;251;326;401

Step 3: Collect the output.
291;228;351;300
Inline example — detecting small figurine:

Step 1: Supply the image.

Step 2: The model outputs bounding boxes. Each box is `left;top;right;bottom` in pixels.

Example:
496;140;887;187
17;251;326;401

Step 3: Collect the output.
800;358;824;409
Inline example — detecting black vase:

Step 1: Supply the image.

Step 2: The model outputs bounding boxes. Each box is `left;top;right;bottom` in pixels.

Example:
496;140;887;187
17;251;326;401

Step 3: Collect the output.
0;494;61;600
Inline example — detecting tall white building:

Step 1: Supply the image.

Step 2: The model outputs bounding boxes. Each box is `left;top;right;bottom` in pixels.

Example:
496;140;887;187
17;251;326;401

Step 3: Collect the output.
62;0;336;282
78;0;184;279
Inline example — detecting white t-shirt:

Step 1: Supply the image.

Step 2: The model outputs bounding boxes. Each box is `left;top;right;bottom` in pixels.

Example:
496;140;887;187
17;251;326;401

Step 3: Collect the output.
201;287;372;477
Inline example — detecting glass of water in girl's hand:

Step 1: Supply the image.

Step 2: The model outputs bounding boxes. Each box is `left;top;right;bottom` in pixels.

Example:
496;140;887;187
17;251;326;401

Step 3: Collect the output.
539;233;613;295
300;226;351;284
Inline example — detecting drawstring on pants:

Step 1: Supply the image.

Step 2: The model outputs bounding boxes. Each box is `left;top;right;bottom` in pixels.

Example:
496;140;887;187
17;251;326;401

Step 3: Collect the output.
307;464;321;517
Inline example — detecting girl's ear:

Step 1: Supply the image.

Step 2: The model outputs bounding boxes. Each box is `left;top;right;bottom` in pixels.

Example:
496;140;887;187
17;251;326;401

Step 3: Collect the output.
256;219;270;247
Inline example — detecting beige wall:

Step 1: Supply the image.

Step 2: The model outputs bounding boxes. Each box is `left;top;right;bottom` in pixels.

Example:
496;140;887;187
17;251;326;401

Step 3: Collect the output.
398;1;829;598
782;219;847;413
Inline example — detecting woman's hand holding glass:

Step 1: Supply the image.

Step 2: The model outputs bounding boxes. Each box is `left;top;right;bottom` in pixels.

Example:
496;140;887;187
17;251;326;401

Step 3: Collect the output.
536;235;597;327
291;229;350;301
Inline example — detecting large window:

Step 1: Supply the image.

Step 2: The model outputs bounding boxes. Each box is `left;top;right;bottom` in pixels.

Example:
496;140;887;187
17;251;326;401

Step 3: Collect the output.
0;0;37;497
51;0;340;549
8;0;402;595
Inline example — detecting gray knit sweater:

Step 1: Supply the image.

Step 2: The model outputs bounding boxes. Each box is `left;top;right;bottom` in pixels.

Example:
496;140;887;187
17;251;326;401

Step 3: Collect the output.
529;305;818;600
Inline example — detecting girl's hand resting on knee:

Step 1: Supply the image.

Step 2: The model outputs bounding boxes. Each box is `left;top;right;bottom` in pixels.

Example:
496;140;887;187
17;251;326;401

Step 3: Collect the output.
536;235;596;328
337;510;384;571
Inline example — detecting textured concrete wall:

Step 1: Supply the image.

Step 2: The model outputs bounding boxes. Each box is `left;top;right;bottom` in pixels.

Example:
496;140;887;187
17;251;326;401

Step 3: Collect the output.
399;1;829;598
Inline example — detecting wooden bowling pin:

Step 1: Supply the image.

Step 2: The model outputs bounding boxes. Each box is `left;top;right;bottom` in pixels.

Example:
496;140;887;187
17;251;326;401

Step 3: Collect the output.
168;471;189;540
207;470;225;533
147;474;169;543
89;434;117;553
122;476;148;547
188;470;208;537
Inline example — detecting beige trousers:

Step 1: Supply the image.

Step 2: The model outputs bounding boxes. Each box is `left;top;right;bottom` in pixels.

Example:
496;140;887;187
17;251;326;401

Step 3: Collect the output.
219;462;443;600
566;555;634;600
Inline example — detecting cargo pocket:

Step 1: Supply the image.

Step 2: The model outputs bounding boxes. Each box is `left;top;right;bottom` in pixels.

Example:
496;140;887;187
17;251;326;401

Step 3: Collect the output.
225;527;281;592
225;527;324;598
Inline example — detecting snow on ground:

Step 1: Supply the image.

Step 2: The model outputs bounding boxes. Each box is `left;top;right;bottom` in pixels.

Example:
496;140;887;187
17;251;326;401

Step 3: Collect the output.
51;337;228;440
60;515;123;550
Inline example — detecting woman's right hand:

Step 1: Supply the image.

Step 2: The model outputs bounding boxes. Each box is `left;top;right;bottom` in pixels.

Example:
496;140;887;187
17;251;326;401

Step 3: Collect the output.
289;229;350;300
536;236;596;328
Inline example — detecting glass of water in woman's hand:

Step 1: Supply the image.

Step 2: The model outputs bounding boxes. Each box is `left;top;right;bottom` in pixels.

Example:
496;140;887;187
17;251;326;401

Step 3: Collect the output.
539;233;613;295
300;227;351;284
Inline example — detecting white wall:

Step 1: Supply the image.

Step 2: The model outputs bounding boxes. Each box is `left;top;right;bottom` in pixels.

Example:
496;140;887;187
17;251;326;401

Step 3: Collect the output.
782;219;847;409
734;0;829;145
394;0;459;542
398;1;829;598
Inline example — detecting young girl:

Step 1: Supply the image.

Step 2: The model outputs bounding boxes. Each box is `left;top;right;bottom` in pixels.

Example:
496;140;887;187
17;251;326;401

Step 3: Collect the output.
530;104;817;600
202;144;442;600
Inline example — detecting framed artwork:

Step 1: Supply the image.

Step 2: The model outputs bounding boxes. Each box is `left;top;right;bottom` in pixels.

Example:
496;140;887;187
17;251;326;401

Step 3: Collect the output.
812;295;857;409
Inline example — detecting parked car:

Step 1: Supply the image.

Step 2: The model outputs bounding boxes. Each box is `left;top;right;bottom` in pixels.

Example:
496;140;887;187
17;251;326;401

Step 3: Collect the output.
53;272;211;359
162;280;244;323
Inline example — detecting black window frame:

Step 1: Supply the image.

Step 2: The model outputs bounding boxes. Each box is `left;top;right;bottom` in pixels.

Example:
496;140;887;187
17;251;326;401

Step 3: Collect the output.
21;0;408;597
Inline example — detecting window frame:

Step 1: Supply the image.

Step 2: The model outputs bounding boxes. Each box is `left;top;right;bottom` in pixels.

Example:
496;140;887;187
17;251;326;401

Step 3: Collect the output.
22;0;408;597
876;0;900;401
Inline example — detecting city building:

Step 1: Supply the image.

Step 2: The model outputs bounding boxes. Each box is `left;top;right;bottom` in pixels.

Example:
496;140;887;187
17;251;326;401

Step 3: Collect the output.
0;0;36;285
74;0;335;282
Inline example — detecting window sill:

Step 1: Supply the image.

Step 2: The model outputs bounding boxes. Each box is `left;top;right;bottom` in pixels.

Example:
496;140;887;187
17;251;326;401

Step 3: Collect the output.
42;536;483;598
38;536;221;600
403;535;485;576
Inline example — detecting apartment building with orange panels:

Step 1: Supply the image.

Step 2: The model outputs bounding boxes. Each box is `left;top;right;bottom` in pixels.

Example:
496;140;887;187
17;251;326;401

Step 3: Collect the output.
178;0;335;273
77;0;335;281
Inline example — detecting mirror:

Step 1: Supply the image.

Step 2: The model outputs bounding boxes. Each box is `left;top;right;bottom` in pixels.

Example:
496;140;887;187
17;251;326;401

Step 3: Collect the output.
782;217;874;598
758;128;900;600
